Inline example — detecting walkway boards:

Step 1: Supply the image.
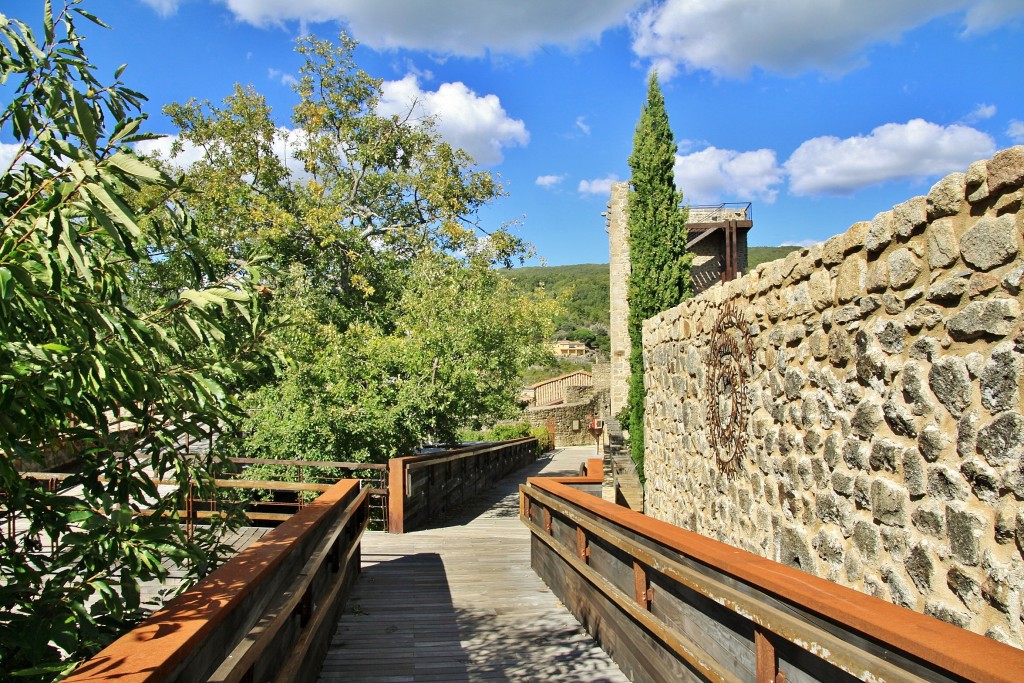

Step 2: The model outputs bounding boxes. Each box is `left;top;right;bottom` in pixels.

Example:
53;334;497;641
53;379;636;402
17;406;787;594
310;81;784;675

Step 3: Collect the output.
318;446;629;683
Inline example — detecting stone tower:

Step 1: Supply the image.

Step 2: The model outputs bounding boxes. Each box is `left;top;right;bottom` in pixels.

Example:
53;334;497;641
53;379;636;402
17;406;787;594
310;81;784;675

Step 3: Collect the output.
607;181;631;417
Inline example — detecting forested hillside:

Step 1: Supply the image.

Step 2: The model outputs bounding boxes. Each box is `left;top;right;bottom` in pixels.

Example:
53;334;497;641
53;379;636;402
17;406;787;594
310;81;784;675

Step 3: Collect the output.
504;263;610;329
503;246;804;336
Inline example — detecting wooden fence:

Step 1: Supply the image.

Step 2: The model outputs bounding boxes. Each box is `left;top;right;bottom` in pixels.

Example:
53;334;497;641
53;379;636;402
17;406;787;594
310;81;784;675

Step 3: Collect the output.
66;479;368;683
521;470;1024;683
530;370;592;407
387;438;537;533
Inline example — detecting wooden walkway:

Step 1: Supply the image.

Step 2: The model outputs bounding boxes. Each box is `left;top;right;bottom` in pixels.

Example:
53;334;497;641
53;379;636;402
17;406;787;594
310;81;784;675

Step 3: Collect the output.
318;446;629;682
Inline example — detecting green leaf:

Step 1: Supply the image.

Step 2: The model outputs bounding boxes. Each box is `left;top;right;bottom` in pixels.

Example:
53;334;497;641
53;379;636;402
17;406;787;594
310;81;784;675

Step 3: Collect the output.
72;8;110;28
83;181;142;237
107;151;169;184
0;267;12;300
72;89;97;149
42;0;54;43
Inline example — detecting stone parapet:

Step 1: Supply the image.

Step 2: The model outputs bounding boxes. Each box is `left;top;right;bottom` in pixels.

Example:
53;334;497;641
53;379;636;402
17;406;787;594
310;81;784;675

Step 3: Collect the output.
642;147;1024;648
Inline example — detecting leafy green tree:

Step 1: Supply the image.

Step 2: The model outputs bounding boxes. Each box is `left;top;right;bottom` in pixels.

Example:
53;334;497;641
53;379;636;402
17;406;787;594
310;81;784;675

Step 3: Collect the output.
151;32;554;465
0;3;275;677
233;253;558;463
625;72;692;479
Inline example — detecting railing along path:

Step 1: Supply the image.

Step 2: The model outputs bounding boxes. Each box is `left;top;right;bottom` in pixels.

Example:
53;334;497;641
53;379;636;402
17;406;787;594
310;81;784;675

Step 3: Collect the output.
318;446;628;682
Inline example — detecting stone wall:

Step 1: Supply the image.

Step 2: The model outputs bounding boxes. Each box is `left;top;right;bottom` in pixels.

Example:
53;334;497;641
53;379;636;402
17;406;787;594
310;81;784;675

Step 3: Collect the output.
642;147;1024;647
608;181;631;417
527;386;609;448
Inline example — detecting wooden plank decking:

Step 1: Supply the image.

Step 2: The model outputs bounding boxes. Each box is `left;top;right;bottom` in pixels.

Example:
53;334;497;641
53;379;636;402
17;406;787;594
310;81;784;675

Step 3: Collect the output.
318;446;629;682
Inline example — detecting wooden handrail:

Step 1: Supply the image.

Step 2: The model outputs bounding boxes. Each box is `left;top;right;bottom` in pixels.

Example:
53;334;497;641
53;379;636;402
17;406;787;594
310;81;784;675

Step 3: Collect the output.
388;438;537;533
66;480;368;683
522;475;1024;683
227;457;385;470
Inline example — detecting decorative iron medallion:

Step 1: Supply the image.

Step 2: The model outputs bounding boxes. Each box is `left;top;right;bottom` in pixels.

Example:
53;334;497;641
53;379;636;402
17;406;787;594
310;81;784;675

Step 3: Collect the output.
704;304;753;474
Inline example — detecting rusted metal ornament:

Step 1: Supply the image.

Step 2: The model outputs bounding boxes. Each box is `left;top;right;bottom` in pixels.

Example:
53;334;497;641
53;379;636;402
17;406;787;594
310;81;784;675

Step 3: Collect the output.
704;304;753;474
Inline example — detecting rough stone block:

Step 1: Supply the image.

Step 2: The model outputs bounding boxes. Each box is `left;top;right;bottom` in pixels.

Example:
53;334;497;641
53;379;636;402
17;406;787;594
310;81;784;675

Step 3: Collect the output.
893;196;928;238
966;160;990;204
929;356;972;418
836;254;867;304
959;214;1019;272
816;490;852;530
982;565;1013;614
854;474;871;509
875;319;906;355
866;257;889;293
866;211;894;253
994;189;1023;215
928;464;971;501
779;525;817;574
912;504;946;538
969;272;1000;298
888;248;923;289
851;400;882;439
994;503;1016;544
869;437;901;473
832;469;855;496
918;423;951;462
905;543;934;593
903;447;926;497
986;145;1024;194
947;565;982;610
980;342;1021;415
853;520;881;559
945;297;1020;341
960;458;1000;502
976;411;1024;467
908;304;943;331
828;328;852;366
946;505;985;566
926;276;968;306
822;233;846;266
883;397;919;438
928;172;967;219
871;477;908;526
812;528;845;565
926;217;959;269
808;269;833;310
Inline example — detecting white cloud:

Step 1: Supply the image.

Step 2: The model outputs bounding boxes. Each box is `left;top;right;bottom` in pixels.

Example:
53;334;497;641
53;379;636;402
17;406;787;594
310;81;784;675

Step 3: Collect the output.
1008;120;1024;143
629;0;1024;79
219;0;642;55
135;135;207;169
575;116;591;136
674;147;782;204
962;0;1024;33
784;119;996;195
378;75;528;165
963;103;997;123
135;128;309;179
0;142;23;171
268;68;298;87
536;174;566;189
578;175;619;195
141;0;181;17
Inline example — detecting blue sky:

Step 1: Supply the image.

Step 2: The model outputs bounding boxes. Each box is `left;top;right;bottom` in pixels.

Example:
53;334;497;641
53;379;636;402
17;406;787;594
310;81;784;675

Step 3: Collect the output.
4;1;1024;266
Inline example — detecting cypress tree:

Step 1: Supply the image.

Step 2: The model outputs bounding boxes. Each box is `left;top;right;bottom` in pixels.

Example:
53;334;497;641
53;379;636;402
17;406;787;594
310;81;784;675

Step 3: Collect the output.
625;72;692;479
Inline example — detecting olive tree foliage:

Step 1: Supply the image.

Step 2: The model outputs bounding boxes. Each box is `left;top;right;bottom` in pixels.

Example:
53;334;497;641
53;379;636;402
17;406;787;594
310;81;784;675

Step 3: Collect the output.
0;2;275;678
625;72;691;479
146;33;552;464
